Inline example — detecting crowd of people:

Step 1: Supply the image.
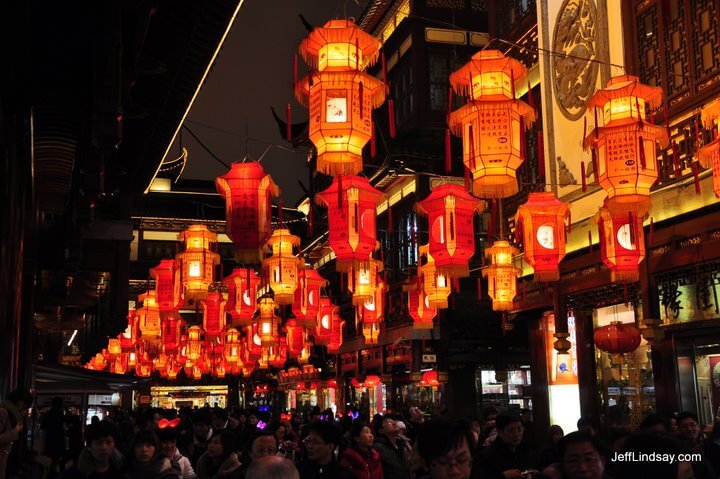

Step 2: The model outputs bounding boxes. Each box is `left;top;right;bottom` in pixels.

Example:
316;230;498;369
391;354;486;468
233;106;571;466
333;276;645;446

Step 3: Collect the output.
2;389;720;479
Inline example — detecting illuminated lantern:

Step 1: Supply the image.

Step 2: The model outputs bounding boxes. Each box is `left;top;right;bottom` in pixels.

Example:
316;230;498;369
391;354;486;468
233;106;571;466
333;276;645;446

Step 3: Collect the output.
585;75;668;212
161;313;183;354
263;229;302;305
215;359;227;379
150;259;183;316
359;276;384;324
216;162;279;263
127;351;137;368
206;335;225;358
246;324;263;359
419;370;441;387
177;225;220;301
257;297;280;347
135;363;152;378
111;354;127;375
258;349;270;370
201;291;227;338
292;268;327;328
595;203;646;283
298;340;312;364
120;310;138;350
349;258;382;306
327;315;344;354
406;283;437;330
448;50;536;198
315;298;336;346
271;338;288;368
192;364;203;380
315;176;385;271
296;20;386;176
699;98;720;197
415;184;484;278
154;352;168;372
224;328;242;363
224;268;260;328
107;338;121;357
89;353;106;371
419;245;451;309
515;192;570;282
137;290;161;341
362;322;380;346
286;319;305;357
364;375;381;388
482;240;520;311
594;321;641;365
186;326;203;361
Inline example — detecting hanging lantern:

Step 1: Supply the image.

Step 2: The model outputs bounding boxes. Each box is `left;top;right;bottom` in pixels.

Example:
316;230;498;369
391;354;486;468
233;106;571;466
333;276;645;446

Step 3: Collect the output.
315;176;385;271
120;310;138;350
202;291;227;338
419;370;441;387
257;297;280;347
137;290;161;341
216;162;279;263
150;259;183;317
327;315;345;355
448;50;536;198
263;229;302;305
585;75;668;212
359;275;384;324
246;324;264;360
271;337;288;368
135;362;152;378
89;353;107;371
594;320;642;365
515;192;570;282
224;328;242;364
482;240;520;311
699;98;720;197
107;338;121;357
595;203;646;283
286;319;305;357
177;225;220;301
127;351;138;368
296;20;386;176
415;183;484;278
161;312;183;353
362;322;380;346
315;298;336;346
349;258;383;306
111;354;127;375
224;268;260;328
154;352;168;372
292;268;328;328
298;340;312;365
186;326;203;361
406;282;437;330
418;245;451;309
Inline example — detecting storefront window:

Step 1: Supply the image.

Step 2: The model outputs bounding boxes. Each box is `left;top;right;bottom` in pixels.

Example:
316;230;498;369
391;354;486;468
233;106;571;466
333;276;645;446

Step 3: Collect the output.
675;335;720;425
477;368;532;413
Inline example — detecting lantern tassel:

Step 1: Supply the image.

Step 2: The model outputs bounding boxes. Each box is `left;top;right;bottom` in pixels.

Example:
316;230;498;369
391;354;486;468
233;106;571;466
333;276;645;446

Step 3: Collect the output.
286;103;292;141
388;99;396;138
594;107;599;138
527;82;534;109
510;69;516;100
693;161;701;196
468;124;476;171
445;128;452;173
581;161;587;192
370;121;377;158
583;115;588;145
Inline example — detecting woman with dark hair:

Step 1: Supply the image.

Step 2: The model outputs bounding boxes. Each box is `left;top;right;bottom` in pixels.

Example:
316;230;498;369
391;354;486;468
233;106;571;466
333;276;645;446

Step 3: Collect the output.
158;427;196;479
125;430;180;479
416;419;475;479
341;420;383;479
196;431;242;479
539;425;564;469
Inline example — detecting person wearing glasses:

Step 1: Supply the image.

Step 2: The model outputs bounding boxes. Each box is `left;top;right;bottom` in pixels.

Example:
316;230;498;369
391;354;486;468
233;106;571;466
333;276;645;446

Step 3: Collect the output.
415;419;475;479
534;432;607;479
236;431;279;478
471;413;541;479
299;421;354;479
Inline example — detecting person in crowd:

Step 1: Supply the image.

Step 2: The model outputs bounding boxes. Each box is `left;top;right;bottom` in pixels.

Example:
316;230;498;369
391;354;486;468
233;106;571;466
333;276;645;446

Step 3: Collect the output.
66;411;84;465
668;415;680;434
340;420;383;479
158;426;196;479
534;431;606;479
405;406;425;445
539;425;564;470
245;456;299;479
0;388;32;479
124;430;179;479
415;419;474;479
638;413;667;433
212;409;238;434
195;431;241;479
478;425;498;448
236;430;279;478
184;410;214;468
614;432;693;479
469;418;482;445
299;421;354;479
575;417;597;437
471;412;541;479
520;409;534;447
62;421;125;479
374;415;412;479
267;422;294;460
676;411;718;479
42;396;68;475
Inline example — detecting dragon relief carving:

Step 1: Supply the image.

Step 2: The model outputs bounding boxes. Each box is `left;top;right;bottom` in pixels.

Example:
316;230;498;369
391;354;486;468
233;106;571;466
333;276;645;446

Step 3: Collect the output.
552;0;599;120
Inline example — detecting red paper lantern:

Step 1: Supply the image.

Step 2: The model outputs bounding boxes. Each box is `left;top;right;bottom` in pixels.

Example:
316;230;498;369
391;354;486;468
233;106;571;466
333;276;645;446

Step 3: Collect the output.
419;245;451;309
286;319;305;357
224;327;242;364
292;268;328;328
448;50;536;198
515;192;570;282
362;322;380;346
482;240;520;311
120;310;138;350
150;259;183;316
407;284;437;330
296;20;386;176
416;183;484;278
359;275;384;324
223;268;260;328
327;314;344;355
349;258;383;306
137;290;161;341
215;162;279;263
419;370;441;387
177;225;220;301
161;312;183;353
315;176;385;271
245;324;263;360
263;229;302;305
594;321;641;354
596;203;645;283
201;291;227;339
257;297;280;347
315;297;336;346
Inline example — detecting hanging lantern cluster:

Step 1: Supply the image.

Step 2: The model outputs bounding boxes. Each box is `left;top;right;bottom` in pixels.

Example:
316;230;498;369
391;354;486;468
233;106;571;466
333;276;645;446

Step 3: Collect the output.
448;50;536;198
415;183;485;278
482;240;520;311
699;98;720;197
295;20;386;177
515;192;570;282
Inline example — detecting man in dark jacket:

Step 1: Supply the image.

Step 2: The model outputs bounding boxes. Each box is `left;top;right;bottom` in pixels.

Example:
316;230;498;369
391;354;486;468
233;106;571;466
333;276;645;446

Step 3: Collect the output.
471;413;541;479
299;421;354;479
42;396;68;475
61;421;125;479
374;415;412;479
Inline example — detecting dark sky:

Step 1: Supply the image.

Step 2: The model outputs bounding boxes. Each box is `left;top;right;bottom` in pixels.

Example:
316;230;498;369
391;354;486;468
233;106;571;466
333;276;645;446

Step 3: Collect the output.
177;0;366;205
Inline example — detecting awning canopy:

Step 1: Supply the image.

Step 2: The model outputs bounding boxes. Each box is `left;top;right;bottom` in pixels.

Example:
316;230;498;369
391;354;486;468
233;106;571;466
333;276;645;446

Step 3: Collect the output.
33;363;149;394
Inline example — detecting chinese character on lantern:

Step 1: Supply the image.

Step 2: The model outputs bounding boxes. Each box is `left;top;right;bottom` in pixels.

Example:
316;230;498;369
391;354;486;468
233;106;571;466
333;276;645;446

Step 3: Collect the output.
263;229;302;305
315;176;385;271
482;240;520;311
515;192;570;282
216;162;279;263
448;50;536;198
177;225;220;302
161;312;184;354
595;202;646;283
699;98;720;197
202;291;227;339
150;259;183;317
296;20;387;176
292;267;328;328
416;183;484;278
223;268;260;328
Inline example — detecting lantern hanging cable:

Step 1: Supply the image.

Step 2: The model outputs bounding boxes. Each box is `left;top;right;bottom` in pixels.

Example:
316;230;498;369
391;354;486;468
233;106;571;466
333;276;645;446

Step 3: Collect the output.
182;125;230;169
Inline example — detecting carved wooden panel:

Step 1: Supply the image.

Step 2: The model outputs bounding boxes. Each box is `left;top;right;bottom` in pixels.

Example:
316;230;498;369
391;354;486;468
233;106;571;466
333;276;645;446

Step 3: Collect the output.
691;0;720;88
636;4;661;88
663;0;690;101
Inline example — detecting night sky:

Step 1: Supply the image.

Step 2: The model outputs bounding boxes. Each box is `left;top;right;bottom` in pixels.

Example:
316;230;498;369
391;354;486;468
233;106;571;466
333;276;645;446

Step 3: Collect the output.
177;0;366;205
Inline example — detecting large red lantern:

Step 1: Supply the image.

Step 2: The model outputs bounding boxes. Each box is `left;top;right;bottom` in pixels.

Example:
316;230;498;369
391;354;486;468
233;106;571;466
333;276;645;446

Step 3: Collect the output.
286;319;305;357
585;75;668;212
177;225;220;301
223;268;260;328
699;98;720;197
263;229;302;305
406;283;437;330
482;240;520;311
137;290;161;341
596;202;646;283
315;297;336;346
161;312;183;354
315;176;385;271
150;259;183;316
296;20;386;176
215;162;279;263
245;324;263;360
202;291;227;338
515;192;570;282
416;183;484;278
327;315;344;355
594;321;641;364
448;50;536;198
292;268;328;328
